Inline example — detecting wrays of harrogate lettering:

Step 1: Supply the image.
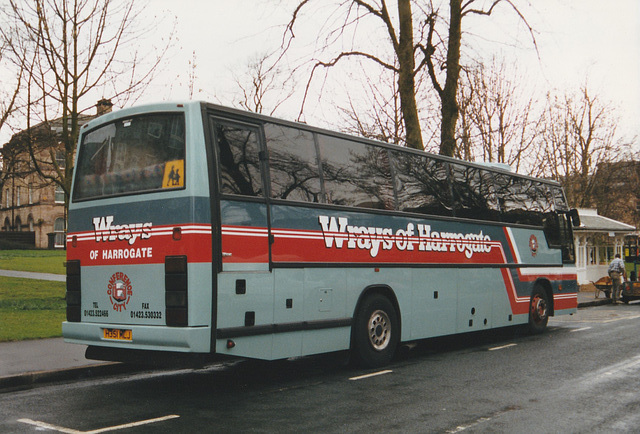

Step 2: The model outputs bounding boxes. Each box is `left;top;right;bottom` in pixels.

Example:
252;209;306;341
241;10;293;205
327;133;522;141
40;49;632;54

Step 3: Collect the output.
102;247;153;260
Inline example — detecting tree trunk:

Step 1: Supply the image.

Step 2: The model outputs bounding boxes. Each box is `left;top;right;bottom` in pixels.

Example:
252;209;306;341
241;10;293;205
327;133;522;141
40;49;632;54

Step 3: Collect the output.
397;0;423;150
440;0;462;157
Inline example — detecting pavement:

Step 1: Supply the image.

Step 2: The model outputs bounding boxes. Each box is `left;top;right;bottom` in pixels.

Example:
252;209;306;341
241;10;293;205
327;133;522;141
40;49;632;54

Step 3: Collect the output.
0;270;615;392
0;269;65;281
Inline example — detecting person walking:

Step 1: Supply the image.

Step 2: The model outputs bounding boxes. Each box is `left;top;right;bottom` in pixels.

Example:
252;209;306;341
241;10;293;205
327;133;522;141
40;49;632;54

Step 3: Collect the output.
608;254;627;304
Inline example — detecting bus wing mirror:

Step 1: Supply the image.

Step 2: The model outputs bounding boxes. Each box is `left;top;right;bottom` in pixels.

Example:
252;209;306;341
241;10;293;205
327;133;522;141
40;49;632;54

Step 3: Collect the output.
569;209;580;227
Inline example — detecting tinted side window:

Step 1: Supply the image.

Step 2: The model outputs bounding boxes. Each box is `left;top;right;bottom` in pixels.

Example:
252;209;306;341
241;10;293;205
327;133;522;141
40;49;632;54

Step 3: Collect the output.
213;121;263;197
535;183;555;214
264;123;322;202
391;152;454;216
550;186;569;211
318;135;394;209
494;175;550;226
544;213;575;263
449;164;500;221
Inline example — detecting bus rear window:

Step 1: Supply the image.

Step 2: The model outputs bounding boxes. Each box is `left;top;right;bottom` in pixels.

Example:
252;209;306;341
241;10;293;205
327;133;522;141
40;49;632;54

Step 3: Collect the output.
73;113;185;200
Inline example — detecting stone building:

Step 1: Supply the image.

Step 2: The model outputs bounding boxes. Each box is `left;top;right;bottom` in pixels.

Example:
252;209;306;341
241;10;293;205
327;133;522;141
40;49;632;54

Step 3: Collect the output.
0;99;113;248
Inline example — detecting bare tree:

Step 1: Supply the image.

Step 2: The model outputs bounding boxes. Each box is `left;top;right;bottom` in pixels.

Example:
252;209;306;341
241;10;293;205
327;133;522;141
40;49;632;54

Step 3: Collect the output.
283;0;535;156
591;160;640;225
233;52;296;116
538;85;631;208
0;55;21;136
0;21;25;199
457;58;542;174
284;0;424;149
423;0;537;157
1;0;174;207
336;63;405;144
187;50;197;99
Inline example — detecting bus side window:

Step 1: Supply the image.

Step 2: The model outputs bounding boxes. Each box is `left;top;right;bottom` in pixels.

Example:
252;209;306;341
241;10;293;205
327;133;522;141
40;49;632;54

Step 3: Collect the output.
543;213;575;263
214;121;263;197
264;123;322;203
449;164;500;221
391;151;454;217
317;135;394;209
495;176;545;226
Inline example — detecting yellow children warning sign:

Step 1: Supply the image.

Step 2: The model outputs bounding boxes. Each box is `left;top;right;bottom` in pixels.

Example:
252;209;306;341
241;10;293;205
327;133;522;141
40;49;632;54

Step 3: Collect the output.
162;160;184;188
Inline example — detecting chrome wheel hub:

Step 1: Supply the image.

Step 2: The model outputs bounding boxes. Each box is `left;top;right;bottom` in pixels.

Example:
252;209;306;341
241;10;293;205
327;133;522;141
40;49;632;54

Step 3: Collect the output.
368;309;391;351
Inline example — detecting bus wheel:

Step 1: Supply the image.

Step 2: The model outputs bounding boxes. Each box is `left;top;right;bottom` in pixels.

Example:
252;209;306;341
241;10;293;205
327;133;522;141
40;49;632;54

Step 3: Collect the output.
352;294;399;368
528;286;549;334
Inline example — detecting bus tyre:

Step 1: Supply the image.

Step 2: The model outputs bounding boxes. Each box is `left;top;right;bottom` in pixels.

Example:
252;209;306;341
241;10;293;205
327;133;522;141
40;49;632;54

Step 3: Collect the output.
352;294;399;368
528;286;549;334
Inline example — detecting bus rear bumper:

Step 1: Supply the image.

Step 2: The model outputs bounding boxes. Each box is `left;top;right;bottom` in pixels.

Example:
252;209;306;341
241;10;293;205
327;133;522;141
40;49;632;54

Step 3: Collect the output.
62;321;211;354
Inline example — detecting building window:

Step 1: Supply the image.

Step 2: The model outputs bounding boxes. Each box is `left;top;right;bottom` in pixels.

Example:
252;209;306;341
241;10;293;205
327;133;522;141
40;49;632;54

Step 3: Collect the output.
56;150;66;170
4;190;9;208
16;187;20;206
54;185;65;204
28;184;33;204
54;217;65;248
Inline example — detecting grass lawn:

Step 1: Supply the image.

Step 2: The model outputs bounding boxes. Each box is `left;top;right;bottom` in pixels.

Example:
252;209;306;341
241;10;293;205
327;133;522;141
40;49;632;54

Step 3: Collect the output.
0;276;66;342
0;250;66;274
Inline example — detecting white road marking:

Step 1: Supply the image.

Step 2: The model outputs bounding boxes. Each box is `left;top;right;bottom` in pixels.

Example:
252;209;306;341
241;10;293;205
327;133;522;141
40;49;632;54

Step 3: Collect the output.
17;419;79;434
597;314;640;323
552;311;640;324
446;406;520;432
349;370;392;381
488;343;517;351
570;326;592;332
18;415;180;433
573;353;640;392
447;416;493;433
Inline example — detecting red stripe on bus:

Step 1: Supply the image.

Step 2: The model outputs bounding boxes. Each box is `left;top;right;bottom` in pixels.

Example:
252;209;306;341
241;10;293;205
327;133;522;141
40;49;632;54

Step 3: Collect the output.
68;222;576;313
553;295;578;311
67;224;212;265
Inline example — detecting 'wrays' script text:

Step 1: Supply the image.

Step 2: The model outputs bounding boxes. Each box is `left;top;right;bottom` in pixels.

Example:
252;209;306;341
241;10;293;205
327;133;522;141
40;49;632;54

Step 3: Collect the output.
93;216;152;245
318;216;492;259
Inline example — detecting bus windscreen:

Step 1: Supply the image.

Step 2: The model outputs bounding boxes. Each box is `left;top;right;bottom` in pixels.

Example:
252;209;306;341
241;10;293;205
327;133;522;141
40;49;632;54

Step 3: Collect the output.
73;113;185;200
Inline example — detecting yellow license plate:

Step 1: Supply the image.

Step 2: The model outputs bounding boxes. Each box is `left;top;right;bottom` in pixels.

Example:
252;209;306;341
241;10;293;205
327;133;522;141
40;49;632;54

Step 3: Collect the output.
103;328;132;341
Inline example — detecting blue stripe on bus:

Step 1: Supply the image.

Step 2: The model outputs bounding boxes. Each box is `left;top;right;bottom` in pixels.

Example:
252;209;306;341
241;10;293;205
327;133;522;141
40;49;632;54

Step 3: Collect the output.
68;196;211;232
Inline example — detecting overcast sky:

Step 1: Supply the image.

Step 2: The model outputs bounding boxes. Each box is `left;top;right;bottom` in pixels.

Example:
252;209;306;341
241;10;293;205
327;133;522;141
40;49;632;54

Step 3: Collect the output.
2;0;639;147
135;0;639;146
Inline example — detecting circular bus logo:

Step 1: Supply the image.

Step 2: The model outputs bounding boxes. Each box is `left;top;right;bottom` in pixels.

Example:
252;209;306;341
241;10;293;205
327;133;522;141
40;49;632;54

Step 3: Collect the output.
107;272;132;312
529;235;539;257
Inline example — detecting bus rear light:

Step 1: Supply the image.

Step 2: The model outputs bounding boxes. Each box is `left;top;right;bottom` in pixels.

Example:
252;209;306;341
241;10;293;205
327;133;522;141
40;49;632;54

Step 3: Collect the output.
165;256;188;327
71;235;77;247
227;340;235;349
166;274;187;292
66;260;81;276
165;255;187;274
66;306;81;323
66;291;81;306
166;308;188;326
172;227;182;241
165;291;187;307
66;260;81;322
